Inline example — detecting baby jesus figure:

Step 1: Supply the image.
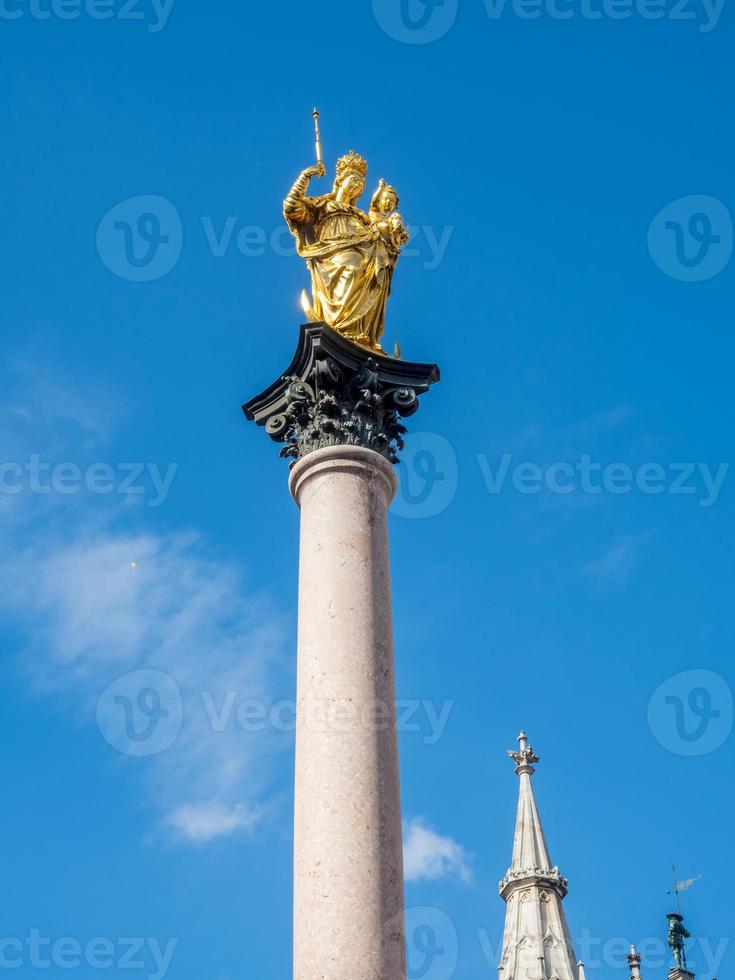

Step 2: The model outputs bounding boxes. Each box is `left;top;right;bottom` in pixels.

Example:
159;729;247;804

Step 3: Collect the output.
369;179;410;253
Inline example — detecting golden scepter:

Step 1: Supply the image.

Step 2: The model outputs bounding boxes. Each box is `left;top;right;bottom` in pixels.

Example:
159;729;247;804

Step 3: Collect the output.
300;107;325;322
312;106;324;170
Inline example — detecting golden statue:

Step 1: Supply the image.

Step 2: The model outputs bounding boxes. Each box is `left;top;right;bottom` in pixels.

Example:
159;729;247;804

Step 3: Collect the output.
283;110;409;355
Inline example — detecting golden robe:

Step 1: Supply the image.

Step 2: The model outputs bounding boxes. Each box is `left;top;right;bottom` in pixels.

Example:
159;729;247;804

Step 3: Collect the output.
285;195;398;351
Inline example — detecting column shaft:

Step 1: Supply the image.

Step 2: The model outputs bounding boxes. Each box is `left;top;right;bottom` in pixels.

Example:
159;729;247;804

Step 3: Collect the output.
289;445;406;980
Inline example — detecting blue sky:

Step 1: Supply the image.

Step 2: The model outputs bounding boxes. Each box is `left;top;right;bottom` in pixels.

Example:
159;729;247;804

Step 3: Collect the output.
1;1;734;977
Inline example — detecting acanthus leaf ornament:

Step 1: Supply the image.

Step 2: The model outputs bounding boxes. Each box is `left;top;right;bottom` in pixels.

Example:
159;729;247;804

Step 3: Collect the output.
243;323;439;465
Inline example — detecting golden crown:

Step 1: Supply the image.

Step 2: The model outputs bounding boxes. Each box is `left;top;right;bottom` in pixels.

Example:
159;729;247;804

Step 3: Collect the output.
336;150;368;181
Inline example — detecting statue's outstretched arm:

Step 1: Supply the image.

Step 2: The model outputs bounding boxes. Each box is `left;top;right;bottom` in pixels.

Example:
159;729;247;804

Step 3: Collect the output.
284;164;325;223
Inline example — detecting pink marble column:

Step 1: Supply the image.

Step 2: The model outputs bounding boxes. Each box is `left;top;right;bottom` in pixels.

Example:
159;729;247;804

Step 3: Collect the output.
289;445;406;980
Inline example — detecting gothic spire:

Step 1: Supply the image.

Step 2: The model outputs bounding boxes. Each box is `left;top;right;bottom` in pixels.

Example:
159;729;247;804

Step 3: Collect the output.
498;732;580;980
505;732;556;881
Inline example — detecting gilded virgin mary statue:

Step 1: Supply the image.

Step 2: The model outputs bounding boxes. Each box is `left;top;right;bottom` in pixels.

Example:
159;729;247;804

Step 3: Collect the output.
283;150;409;355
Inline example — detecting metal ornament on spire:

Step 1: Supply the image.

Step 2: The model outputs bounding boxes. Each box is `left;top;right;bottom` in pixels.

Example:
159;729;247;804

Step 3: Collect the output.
665;866;697;976
628;945;643;980
668;866;701;914
509;730;541;775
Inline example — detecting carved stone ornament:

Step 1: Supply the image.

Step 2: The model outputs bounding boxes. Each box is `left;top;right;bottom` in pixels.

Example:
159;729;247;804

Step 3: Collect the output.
499;866;569;899
509;730;541;775
242;323;440;465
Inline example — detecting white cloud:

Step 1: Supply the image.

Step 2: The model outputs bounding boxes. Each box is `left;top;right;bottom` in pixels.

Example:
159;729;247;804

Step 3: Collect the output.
4;352;122;451
164;801;260;844
0;363;290;845
403;818;472;884
583;540;634;579
578;405;635;435
3;525;289;843
583;531;655;584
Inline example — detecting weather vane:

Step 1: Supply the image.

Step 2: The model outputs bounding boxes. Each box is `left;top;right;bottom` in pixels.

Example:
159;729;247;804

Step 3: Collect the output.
282;108;410;356
668;865;701;914
666;865;700;973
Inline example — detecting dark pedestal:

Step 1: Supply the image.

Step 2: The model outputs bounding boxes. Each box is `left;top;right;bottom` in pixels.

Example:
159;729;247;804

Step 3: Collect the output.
242;322;440;465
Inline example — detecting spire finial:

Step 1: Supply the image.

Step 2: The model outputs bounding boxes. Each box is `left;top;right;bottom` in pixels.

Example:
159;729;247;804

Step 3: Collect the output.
508;729;540;775
628;945;642;980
